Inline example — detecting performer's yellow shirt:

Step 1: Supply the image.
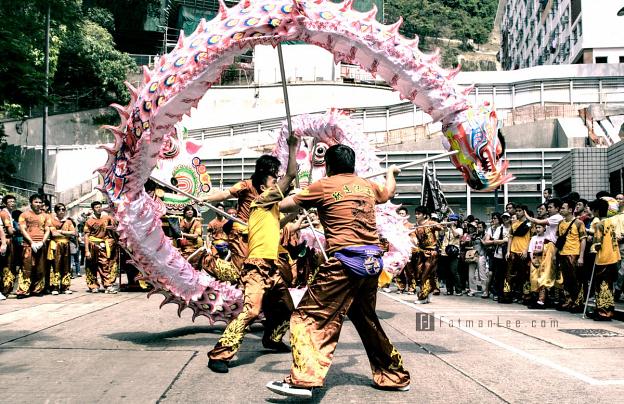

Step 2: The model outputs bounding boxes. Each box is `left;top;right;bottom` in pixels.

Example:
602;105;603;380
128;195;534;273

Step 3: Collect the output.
611;212;624;240
593;217;621;266
247;186;284;261
557;218;586;256
510;219;531;253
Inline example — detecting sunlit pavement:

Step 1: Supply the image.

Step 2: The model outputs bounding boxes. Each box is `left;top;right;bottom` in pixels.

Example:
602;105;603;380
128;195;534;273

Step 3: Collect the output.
1;277;623;403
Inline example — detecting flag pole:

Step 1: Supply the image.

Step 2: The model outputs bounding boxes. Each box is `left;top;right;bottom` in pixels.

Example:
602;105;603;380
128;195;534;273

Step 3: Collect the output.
148;175;247;226
363;151;458;179
276;44;328;262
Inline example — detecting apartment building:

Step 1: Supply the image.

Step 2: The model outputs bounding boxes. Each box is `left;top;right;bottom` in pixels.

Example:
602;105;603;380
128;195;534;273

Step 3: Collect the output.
500;0;624;70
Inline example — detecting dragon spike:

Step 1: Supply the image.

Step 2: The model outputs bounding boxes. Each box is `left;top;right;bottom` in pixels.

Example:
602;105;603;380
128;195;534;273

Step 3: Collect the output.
142;66;152;84
100;144;118;157
462;84;475;96
425;47;441;63
111;103;130;119
339;0;355;12
101;125;123;137
242;0;251;8
123;81;139;102
94;184;107;195
386;16;403;34
407;35;420;49
197;18;207;33
447;64;462;80
176;30;186;50
176;301;187;317
159;294;174;309
93;166;108;176
218;0;228;20
364;4;378;21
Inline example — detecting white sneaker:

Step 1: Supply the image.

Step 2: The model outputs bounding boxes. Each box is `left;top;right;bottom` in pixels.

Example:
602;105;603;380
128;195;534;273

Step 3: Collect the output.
266;381;313;398
51;291;59;295
0;292;6;301
414;297;430;304
64;290;73;295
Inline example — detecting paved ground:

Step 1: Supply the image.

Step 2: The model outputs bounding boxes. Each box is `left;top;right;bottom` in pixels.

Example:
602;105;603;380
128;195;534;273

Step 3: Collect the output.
1;277;624;403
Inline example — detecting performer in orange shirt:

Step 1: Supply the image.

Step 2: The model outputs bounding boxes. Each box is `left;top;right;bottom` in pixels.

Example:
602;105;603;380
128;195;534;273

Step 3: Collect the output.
17;194;51;297
49;203;77;295
267;145;409;399
84;201;118;293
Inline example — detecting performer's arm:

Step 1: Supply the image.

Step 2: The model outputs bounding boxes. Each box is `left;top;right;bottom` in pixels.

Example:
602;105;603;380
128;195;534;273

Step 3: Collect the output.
42;218;51;244
279;196;300;213
200;189;233;203
0;225;6;255
2;213;14;236
84;222;91;259
182;220;201;240
525;210;548;225
276;134;300;194
280;212;298;229
384;165;401;198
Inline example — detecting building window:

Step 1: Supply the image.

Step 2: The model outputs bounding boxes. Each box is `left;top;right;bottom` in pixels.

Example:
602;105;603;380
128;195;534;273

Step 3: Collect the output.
620;56;624;63
595;56;608;63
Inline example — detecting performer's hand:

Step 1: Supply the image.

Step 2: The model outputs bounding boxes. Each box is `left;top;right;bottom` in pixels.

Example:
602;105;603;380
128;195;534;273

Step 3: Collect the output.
0;243;6;255
577;257;584;267
388;165;401;176
287;133;300;149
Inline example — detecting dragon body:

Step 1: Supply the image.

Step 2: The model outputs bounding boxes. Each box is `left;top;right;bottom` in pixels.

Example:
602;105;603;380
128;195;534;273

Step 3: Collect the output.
99;0;512;322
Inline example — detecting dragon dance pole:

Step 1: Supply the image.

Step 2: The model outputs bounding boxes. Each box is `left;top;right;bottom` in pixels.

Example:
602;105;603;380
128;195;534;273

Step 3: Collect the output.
364;150;458;179
148;175;247;226
276;43;328;262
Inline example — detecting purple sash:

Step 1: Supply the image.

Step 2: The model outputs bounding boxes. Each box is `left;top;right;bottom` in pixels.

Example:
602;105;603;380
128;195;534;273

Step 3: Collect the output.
333;245;383;277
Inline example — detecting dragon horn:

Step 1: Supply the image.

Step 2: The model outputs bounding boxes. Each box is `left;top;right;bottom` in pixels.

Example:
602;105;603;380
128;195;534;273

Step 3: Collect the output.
176;30;185;50
364;4;378;21
142;65;151;84
386;16;403;35
218;0;228;20
339;0;354;12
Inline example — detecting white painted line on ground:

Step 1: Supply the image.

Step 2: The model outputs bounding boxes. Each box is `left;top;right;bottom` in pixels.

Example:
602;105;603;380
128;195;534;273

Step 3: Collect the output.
382;292;624;386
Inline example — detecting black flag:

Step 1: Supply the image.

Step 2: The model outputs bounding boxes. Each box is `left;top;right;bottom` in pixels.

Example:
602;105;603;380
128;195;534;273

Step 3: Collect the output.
421;163;449;214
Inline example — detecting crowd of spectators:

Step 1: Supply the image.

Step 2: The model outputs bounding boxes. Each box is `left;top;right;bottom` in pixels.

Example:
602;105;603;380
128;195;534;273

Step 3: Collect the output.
387;189;624;321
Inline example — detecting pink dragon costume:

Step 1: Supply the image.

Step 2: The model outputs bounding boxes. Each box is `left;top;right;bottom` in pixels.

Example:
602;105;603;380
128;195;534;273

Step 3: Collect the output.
99;0;513;323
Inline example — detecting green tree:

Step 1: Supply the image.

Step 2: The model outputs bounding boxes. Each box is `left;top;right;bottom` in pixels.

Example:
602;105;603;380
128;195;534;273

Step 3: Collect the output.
53;19;134;106
0;0;81;107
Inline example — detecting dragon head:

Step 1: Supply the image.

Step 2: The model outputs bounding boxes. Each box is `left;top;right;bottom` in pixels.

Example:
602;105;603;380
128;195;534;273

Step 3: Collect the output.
443;103;513;191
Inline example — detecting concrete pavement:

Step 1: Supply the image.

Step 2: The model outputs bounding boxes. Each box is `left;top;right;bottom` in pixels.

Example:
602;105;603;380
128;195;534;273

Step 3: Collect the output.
1;277;624;403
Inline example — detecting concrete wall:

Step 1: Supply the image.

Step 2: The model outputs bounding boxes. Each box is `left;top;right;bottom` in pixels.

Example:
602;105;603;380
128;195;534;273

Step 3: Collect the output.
5;108;115;147
9;145;107;193
500;120;558;148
